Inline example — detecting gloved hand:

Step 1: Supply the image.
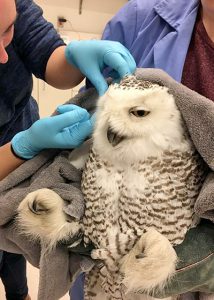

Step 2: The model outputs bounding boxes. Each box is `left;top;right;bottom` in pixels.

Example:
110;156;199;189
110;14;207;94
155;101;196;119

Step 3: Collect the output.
11;104;94;159
65;40;136;95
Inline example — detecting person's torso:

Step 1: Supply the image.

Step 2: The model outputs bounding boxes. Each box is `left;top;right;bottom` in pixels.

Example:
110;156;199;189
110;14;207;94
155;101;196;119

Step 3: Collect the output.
0;0;64;146
0;42;39;146
182;12;214;102
129;0;200;81
0;42;33;127
102;0;200;82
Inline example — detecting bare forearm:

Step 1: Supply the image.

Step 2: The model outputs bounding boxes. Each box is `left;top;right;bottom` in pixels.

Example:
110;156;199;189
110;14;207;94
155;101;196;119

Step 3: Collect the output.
45;46;85;89
0;143;25;181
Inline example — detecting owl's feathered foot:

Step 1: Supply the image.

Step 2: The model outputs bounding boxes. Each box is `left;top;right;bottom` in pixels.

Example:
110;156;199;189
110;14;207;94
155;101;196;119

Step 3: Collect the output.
119;229;177;294
17;188;81;249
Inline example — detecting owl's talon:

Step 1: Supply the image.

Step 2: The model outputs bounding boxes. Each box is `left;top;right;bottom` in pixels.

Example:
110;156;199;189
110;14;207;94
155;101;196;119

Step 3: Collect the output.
120;229;177;293
17;188;81;249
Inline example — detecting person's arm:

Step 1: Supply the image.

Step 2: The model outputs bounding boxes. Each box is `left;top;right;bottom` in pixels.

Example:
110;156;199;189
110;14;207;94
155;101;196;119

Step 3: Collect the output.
0;104;94;181
101;0;138;48
15;0;136;96
0;143;25;181
45;45;84;89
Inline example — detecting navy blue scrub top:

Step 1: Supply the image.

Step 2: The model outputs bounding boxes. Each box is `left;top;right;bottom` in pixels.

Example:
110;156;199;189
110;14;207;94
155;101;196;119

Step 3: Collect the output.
0;0;65;146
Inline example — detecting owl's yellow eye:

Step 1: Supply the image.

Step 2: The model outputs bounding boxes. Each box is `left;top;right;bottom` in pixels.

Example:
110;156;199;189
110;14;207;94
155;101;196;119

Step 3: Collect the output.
129;107;150;118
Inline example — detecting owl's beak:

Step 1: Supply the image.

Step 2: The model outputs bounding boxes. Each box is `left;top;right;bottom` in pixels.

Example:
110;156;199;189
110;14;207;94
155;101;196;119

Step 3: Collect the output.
107;127;125;147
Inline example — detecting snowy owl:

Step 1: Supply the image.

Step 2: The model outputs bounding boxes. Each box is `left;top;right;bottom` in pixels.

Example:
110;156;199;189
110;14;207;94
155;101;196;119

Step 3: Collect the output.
17;76;207;300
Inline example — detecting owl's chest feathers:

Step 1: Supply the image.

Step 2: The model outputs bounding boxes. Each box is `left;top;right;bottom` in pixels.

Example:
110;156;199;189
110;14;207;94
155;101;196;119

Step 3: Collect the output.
82;149;206;248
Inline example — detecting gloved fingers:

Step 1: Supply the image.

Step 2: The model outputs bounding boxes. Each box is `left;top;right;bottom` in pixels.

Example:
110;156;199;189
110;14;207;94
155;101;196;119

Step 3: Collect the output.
46;108;90;132
65;41;78;66
58;105;92;124
104;52;134;78
108;53;136;79
84;67;109;96
68;119;94;147
57;104;84;114
123;47;137;73
103;51;136;80
90;113;96;127
57;118;94;148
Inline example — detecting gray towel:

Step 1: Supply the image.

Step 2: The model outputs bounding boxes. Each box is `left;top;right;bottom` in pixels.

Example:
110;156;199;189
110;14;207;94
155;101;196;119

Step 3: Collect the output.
0;91;98;300
135;68;214;221
0;68;213;299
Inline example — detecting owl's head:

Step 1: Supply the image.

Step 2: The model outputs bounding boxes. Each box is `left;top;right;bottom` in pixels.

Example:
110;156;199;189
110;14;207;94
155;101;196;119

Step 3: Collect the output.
93;76;191;164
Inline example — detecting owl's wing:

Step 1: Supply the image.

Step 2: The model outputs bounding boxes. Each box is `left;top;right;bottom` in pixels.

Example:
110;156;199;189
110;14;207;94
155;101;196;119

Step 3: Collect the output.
69;138;92;170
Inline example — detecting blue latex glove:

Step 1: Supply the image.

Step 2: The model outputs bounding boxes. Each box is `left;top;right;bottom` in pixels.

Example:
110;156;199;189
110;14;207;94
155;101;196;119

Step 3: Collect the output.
11;105;94;159
65;40;136;95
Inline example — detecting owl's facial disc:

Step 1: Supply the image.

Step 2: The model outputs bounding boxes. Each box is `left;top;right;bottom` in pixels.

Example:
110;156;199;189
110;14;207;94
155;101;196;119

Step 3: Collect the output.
107;127;125;147
106;106;150;147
